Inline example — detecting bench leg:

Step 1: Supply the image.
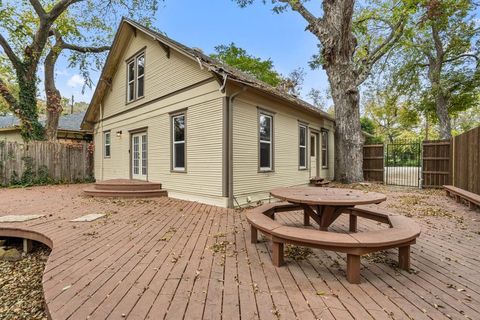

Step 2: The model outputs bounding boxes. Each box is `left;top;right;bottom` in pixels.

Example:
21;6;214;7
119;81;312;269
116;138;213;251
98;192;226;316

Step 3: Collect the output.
346;254;361;284
250;225;258;244
398;245;410;270
349;215;357;233
23;239;33;254
469;202;477;210
303;211;310;226
455;195;461;203
272;241;284;267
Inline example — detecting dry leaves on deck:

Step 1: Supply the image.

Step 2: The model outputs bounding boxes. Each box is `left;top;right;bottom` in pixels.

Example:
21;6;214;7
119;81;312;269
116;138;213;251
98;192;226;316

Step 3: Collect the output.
0;244;50;320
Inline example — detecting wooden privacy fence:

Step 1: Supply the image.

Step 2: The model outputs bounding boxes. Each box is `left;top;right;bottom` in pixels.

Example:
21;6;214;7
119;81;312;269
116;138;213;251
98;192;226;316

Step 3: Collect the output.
422;140;451;188
363;144;384;182
452;126;480;195
0;140;94;186
362;125;480;193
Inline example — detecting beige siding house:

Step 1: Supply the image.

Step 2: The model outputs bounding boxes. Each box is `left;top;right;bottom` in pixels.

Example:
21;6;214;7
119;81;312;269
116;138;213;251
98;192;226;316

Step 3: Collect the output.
82;19;335;208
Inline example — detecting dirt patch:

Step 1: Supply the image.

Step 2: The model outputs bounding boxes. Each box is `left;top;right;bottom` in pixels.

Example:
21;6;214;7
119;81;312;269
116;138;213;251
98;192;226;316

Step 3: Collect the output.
0;241;50;320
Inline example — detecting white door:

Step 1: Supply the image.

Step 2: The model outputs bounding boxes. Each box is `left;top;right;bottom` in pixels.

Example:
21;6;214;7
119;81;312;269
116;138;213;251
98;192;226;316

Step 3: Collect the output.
132;132;148;180
310;133;318;178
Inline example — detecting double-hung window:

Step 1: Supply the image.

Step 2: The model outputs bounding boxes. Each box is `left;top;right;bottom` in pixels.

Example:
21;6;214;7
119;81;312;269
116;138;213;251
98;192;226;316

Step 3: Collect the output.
104;131;111;158
299;125;307;169
321;130;328;168
127;51;145;103
172;114;186;171
259;113;273;171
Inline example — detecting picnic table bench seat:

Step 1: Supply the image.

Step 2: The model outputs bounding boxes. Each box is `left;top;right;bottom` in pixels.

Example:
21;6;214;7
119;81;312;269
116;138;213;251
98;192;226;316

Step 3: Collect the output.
444;185;480;210
246;202;421;284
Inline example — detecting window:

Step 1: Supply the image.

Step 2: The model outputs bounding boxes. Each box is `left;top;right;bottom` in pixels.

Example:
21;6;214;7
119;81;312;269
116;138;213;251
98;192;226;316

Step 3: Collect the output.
299;125;307;169
126;51;145;103
172;114;186;171
137;54;145;98
127;60;135;102
310;135;316;157
259;113;273;171
104;131;111;158
321;130;328;168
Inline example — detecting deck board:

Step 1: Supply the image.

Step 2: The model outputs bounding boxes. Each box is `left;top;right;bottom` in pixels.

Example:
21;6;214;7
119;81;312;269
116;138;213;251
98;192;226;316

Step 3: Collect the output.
1;184;480;320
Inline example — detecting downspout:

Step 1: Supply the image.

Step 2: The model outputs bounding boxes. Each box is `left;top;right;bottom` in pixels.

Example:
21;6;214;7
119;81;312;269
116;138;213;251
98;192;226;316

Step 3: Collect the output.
226;86;247;208
100;103;104;181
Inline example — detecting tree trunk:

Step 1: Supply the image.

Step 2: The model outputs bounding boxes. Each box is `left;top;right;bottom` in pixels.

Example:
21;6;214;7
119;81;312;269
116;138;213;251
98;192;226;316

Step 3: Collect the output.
328;71;364;183
434;91;452;139
322;0;364;183
16;69;44;141
44;47;62;141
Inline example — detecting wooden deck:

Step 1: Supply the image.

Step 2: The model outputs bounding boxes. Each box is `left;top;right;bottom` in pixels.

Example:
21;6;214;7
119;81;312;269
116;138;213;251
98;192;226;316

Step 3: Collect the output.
1;184;480;319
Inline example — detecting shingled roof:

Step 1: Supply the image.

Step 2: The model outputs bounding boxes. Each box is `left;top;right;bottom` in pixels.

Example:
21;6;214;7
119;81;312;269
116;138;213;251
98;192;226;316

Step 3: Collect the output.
0;111;87;131
82;18;334;129
125;19;334;121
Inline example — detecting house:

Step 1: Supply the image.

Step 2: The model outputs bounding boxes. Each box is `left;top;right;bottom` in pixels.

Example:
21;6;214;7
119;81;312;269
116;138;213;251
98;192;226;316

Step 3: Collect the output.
81;19;335;208
0;111;92;143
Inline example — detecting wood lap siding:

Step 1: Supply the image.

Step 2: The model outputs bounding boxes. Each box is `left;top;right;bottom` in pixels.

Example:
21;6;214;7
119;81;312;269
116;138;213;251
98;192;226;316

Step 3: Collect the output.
102;32;212;119
232;97;334;198
95;30;225;200
96;95;224;198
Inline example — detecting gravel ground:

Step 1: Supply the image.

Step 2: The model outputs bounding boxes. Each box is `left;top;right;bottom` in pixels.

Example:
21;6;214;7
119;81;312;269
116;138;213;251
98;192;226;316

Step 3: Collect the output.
0;241;50;320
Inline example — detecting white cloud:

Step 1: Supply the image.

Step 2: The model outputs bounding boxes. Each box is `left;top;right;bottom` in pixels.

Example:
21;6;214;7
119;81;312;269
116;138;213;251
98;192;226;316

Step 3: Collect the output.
67;74;84;88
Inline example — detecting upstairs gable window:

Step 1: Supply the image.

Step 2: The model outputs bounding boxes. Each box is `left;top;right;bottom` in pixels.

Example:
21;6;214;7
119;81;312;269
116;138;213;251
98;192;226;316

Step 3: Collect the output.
127;51;145;103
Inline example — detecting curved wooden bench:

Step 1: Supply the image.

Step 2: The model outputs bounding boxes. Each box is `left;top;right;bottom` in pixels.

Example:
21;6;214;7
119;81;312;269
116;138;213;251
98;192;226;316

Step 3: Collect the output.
246;203;421;283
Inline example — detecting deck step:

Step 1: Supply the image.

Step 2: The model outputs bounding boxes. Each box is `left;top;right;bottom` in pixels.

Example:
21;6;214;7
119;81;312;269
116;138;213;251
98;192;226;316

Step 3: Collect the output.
94;179;162;191
83;179;167;198
83;187;168;198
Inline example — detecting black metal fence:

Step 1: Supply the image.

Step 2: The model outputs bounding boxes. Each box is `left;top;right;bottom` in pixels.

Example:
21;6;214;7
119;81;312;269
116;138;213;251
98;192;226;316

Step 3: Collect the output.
385;140;422;187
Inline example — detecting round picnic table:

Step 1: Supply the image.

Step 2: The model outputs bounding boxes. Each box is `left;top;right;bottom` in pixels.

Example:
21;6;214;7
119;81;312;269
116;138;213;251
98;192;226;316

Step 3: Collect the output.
270;187;387;231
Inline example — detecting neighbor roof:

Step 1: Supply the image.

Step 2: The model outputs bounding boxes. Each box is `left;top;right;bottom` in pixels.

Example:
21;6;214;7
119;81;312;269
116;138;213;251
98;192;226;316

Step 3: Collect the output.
82;18;334;129
0;115;19;129
0;111;87;132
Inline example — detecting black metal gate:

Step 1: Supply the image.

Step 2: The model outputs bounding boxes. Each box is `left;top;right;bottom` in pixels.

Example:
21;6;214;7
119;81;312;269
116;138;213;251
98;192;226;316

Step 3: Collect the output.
385;140;422;187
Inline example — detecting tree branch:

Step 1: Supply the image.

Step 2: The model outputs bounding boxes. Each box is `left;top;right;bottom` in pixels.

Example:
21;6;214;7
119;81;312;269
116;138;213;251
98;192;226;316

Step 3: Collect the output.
29;0;47;19
279;0;325;39
0;76;18;110
0;33;21;70
444;53;480;64
61;43;110;53
48;0;85;20
356;18;406;85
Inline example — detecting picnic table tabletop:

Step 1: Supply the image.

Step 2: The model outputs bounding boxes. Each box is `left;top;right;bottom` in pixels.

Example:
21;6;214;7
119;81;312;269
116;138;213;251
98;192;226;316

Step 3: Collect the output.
270;186;387;206
270;187;387;230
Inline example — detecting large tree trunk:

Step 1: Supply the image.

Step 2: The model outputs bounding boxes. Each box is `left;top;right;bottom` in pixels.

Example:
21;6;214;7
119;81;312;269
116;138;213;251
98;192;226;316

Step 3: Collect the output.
322;0;364;183
328;69;364;183
16;69;44;141
44;47;62;141
434;91;452;139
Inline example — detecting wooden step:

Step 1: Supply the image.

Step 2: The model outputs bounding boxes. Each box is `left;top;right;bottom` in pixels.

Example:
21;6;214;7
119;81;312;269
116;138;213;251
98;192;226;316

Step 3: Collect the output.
83;187;168;198
94;179;162;191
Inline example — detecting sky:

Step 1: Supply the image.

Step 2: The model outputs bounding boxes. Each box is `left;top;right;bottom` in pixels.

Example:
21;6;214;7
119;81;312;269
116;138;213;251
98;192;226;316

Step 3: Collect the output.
51;0;329;105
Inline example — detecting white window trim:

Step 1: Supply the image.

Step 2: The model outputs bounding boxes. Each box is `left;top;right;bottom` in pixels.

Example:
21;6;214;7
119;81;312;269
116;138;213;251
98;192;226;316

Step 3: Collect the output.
259;113;273;171
104;131;111;158
127;60;135;103
136;53;145;99
172;114;186;172
299;125;307;169
321;130;328;169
